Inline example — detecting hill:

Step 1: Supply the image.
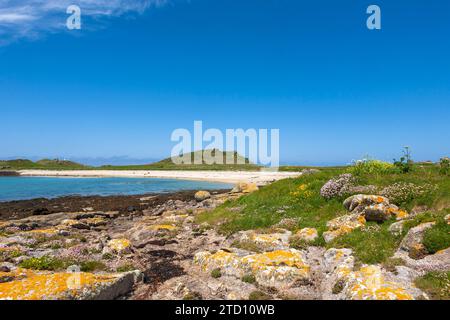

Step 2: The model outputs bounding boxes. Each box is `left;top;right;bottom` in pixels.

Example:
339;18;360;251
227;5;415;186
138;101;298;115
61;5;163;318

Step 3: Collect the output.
100;150;261;171
0;159;88;170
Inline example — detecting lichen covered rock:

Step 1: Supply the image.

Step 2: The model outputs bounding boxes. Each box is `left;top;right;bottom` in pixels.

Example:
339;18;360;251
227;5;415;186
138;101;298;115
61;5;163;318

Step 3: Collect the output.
323;214;366;243
108;239;132;254
194;249;310;288
195;191;211;202
343;194;409;222
345;265;414;300
231;182;259;194
236;229;291;251
0;268;140;300
293;228;318;243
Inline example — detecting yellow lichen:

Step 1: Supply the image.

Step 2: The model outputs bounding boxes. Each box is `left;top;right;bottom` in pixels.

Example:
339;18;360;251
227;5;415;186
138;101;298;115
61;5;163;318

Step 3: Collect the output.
148;225;177;231
25;228;59;236
349;266;413;300
0;268;119;300
108;239;131;253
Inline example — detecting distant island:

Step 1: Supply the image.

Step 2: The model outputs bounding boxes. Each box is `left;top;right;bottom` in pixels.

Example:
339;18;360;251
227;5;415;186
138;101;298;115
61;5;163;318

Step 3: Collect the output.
0;150;261;172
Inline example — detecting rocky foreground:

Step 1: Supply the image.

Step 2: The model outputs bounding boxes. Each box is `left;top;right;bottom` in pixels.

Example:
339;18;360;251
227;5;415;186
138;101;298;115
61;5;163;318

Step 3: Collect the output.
0;180;449;300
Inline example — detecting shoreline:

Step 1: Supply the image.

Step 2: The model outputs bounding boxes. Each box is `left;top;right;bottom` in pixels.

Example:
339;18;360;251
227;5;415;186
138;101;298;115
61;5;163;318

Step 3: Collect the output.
17;169;302;185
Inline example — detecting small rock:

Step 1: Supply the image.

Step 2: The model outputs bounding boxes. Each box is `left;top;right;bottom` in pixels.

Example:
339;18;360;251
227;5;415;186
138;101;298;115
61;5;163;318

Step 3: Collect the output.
294;228;318;243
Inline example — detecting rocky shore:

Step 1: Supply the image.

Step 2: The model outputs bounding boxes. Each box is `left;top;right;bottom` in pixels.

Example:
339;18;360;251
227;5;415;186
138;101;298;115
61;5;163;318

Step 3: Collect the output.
1;175;448;300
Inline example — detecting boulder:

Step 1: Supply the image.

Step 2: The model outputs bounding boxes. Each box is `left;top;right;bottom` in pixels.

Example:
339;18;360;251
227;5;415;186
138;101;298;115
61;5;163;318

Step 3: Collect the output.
194;249;310;289
194;191;211;202
343;194;409;222
0;268;142;300
231;182;259;194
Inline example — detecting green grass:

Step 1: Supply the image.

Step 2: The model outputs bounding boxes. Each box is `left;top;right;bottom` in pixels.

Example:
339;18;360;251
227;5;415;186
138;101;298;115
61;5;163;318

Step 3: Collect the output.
327;222;402;264
422;219;450;254
415;271;450;300
19;256;107;272
198;163;450;264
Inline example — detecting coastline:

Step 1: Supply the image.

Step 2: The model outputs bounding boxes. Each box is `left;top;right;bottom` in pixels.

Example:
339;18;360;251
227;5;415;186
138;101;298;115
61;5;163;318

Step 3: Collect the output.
17;169;302;185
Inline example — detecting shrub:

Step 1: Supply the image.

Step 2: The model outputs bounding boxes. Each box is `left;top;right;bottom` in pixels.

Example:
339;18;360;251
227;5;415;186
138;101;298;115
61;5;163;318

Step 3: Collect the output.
393;146;414;173
380;182;435;205
211;268;222;279
349;158;395;176
439;157;450;175
80;260;107;272
320;174;354;199
241;274;256;284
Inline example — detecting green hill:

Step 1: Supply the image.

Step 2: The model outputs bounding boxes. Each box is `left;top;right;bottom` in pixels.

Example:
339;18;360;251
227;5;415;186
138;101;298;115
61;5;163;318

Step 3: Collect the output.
0;159;88;170
101;150;261;171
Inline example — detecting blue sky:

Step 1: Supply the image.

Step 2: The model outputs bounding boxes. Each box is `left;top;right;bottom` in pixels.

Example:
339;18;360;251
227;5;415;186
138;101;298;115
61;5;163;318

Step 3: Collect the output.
0;0;449;165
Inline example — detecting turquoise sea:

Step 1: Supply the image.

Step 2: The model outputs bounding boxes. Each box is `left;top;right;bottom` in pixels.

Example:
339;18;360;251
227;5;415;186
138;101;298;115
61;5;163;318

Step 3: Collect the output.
0;177;232;202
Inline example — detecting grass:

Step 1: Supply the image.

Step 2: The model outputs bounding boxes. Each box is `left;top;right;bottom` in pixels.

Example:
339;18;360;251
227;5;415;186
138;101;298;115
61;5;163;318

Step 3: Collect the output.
19;256;107;272
198;163;450;264
211;268;222;279
422;219;450;254
415;272;450;300
328;222;402;264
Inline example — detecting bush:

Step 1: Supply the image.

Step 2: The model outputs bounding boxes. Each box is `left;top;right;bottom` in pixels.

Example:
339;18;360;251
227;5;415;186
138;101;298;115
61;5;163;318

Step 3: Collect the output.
211;268;222;279
349;159;395;176
320;174;354;199
241;274;256;284
439;157;450;175
380;182;435;205
393;147;414;173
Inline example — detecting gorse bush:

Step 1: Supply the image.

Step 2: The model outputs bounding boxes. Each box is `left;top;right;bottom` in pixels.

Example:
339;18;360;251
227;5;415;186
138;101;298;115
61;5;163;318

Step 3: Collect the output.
348;158;395;176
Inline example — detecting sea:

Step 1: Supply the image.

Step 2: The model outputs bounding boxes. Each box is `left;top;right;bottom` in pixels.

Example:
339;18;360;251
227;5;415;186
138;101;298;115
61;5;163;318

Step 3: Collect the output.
0;176;232;202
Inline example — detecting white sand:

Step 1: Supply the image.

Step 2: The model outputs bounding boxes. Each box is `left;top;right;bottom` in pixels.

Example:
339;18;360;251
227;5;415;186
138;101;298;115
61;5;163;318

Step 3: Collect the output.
18;170;302;185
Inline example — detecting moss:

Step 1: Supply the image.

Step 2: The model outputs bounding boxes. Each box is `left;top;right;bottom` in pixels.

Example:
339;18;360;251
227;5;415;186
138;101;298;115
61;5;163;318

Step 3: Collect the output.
231;240;262;253
332;279;346;294
116;264;136;273
102;253;114;260
210;268;222;279
248;290;272;300
183;291;203;300
79;261;107;272
415;272;450;300
241;274;256;284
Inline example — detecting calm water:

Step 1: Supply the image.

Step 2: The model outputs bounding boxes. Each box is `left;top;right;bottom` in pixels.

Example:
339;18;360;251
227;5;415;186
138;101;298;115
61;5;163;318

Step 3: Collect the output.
0;177;232;202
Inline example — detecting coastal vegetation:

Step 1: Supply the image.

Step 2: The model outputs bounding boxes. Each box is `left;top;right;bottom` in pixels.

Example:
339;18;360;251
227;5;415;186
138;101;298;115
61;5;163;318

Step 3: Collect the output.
197;160;450;267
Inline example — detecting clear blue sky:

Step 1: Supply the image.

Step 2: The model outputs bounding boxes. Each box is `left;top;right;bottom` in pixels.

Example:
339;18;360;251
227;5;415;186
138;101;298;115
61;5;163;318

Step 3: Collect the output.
0;0;449;165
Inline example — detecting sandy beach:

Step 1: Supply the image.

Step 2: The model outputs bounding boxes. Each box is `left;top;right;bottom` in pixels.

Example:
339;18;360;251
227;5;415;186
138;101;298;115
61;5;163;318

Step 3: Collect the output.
18;169;302;185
